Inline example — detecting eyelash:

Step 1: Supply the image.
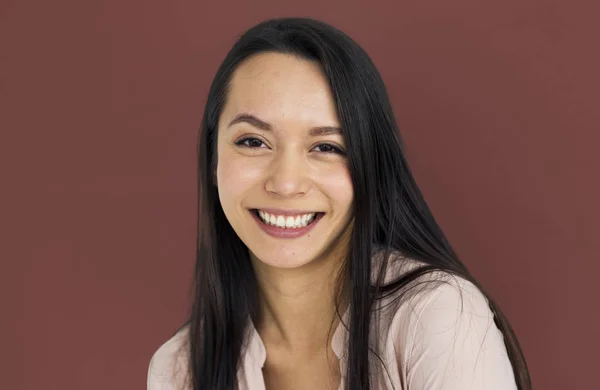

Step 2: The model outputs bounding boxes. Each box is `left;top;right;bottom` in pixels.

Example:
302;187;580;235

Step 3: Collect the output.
235;137;346;155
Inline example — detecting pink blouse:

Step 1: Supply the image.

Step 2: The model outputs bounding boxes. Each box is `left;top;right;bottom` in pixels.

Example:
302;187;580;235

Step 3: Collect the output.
148;260;518;389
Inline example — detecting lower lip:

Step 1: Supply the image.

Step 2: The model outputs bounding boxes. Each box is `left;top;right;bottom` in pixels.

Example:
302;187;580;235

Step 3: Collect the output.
250;210;323;239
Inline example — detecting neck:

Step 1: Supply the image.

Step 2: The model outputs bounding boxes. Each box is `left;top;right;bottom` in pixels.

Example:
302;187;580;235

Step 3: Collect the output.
250;251;349;356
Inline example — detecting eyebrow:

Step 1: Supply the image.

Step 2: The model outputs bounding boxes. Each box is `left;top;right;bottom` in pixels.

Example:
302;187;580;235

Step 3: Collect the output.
227;113;343;137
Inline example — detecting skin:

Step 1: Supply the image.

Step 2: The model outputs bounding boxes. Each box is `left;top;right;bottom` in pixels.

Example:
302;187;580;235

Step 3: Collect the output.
216;52;354;388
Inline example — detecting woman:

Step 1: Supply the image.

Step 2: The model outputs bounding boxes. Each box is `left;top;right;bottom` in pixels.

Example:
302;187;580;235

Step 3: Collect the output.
147;17;531;390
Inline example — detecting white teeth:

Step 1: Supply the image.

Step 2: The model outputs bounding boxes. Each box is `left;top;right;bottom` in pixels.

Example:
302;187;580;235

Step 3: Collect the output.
285;216;294;227
256;210;317;228
277;215;285;227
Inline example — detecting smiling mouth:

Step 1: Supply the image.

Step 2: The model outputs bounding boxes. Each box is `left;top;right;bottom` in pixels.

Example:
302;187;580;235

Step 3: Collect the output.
251;209;324;229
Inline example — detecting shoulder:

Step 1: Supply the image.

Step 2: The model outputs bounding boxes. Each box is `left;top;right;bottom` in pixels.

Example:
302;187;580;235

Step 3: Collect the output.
372;250;494;320
402;270;492;324
401;273;496;342
147;325;191;390
385;269;517;389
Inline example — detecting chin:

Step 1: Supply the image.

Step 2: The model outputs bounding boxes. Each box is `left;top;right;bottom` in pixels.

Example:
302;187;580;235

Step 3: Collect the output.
249;245;326;270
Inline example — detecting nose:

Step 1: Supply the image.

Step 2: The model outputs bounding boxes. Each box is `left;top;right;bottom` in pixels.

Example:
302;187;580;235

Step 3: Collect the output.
264;149;310;199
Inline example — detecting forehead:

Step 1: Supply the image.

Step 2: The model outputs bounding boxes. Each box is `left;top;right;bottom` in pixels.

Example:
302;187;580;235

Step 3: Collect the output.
221;53;340;127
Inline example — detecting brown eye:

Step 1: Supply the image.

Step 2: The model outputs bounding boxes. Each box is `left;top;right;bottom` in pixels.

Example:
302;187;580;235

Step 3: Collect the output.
235;137;266;148
312;143;345;155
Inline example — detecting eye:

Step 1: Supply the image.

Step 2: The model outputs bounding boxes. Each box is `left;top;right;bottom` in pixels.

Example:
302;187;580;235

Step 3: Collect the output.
235;137;267;149
312;143;345;155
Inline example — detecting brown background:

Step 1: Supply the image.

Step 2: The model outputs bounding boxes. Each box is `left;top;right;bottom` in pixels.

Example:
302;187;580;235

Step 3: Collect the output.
2;0;598;389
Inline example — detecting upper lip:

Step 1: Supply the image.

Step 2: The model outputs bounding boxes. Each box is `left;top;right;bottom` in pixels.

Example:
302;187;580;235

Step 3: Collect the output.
252;208;322;216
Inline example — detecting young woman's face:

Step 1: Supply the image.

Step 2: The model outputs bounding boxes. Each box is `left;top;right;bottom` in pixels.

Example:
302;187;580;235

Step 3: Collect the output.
216;52;354;270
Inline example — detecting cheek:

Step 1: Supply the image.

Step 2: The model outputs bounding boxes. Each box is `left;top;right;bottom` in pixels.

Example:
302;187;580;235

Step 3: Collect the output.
216;148;265;203
320;165;354;212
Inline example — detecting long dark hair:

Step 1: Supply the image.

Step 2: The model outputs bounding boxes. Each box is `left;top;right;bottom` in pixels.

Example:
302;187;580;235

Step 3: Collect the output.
184;17;531;390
